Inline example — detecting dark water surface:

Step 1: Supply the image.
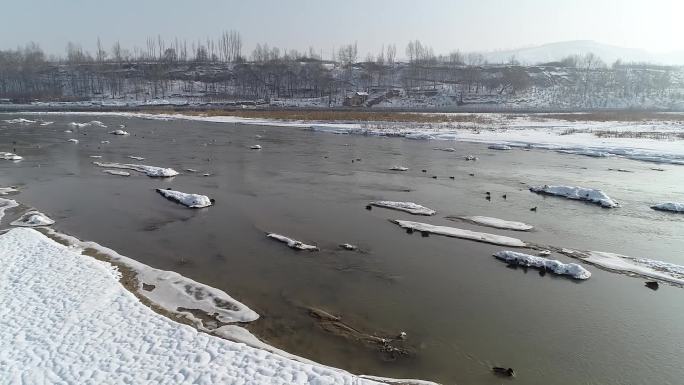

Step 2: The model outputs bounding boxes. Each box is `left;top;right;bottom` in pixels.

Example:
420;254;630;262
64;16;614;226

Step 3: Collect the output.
1;114;683;385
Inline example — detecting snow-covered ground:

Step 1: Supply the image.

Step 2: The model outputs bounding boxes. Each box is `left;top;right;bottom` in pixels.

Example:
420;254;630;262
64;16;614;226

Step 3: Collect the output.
493;251;591;280
0;228;415;385
370;201;436;216
15;111;684;166
393;220;527;247
156;189;213;208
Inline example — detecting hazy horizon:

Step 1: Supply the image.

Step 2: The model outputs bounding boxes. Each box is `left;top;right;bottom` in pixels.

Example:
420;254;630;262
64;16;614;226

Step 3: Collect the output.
2;0;683;58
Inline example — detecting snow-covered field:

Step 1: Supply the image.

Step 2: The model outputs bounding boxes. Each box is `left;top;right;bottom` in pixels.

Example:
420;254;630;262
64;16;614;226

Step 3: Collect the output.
0;228;404;385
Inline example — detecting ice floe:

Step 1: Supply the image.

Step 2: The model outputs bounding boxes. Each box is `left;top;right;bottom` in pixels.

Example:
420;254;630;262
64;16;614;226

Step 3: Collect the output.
651;202;684;213
267;233;319;251
1;152;22;161
563;249;684;285
10;210;55;227
0;227;424;385
493;251;591;280
103;169;130;176
393;220;527;247
389;166;409;171
488;144;512;150
0;186;18;195
0;198;19;222
370;201;436;215
530;185;618;208
93;161;179;177
156;188;213;208
450;216;534;231
110;129;130;135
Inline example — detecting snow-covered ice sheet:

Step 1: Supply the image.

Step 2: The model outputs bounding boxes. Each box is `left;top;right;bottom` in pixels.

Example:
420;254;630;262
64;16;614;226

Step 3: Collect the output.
0;228;396;385
0;198;19;222
651;202;684;213
156;188;213;208
393;220;527;247
267;233;319;251
493;250;591;279
93;161;179;177
371;201;436;216
562;249;684;285
530;185;618;208
451;216;533;231
10;210;54;227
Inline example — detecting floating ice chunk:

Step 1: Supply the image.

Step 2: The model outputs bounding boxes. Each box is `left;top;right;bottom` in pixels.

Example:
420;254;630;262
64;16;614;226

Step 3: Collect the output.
250;144;262;150
651;202;684;213
371;201;436;215
434;147;457;152
389;166;409;171
103;170;130;176
10;210;55;227
267;233;319;251
110;129;129;135
89;155;102;158
3;118;36;124
186;168;198;172
93;161;179;177
339;243;358;251
488;144;512;150
90;120;107;128
64;129;73;133
452;216;534;231
100;140;110;144
493;251;591;280
530;185;618;208
0;198;19;221
393;220;527;247
67;138;79;144
1;152;23;161
128;155;145;160
156;188;213;208
68;122;89;128
0;186;18;195
564;250;684;285
39;121;54;126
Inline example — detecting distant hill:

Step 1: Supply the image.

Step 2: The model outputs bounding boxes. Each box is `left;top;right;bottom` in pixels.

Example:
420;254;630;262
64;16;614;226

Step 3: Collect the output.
481;40;684;66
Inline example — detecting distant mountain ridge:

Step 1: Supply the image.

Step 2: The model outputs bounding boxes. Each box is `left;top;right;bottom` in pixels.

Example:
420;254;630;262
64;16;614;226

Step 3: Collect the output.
481;40;684;66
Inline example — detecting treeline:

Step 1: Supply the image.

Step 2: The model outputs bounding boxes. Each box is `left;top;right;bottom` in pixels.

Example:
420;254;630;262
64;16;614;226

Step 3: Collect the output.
0;35;680;106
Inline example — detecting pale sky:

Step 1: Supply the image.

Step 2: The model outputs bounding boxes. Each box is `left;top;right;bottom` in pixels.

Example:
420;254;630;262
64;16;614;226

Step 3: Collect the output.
1;0;682;58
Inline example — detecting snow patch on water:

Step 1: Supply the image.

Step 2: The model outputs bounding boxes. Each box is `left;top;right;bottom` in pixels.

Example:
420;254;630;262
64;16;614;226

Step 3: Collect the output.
267;233;319;251
393;220;527;247
156;188;213;208
530;185;618;208
93;161;179;177
370;201;436;216
493;250;591;279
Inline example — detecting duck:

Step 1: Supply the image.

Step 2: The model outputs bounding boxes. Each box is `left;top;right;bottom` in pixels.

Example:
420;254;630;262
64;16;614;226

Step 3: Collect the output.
645;281;659;290
492;367;515;377
530;206;537;212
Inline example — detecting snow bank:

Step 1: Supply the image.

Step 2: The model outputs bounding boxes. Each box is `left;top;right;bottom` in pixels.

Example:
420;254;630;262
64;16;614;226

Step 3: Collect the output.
103;170;130;176
453;216;533;231
0;186;18;195
10;210;54;227
389;166;409;171
267;233;318;251
110;129;129;135
93;161;179;177
370;201;436;216
0;198;18;222
493;250;591;279
156;188;213;208
1;152;22;161
393;220;527;247
563;249;684;286
488;144;512;150
0;228;392;385
530;185;618;208
651;202;684;213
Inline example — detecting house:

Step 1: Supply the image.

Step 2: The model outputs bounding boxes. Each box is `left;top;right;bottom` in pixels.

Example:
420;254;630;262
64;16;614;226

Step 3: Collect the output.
343;91;369;107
